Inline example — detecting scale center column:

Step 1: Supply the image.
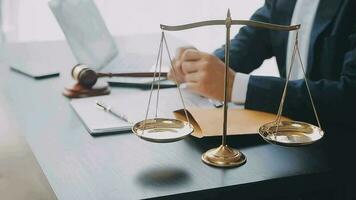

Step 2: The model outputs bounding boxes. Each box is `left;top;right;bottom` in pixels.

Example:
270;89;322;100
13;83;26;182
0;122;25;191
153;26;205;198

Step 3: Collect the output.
201;9;246;168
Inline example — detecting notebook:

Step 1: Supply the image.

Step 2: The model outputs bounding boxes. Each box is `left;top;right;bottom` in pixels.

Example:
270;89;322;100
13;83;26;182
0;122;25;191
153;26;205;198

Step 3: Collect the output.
70;93;135;136
70;88;214;136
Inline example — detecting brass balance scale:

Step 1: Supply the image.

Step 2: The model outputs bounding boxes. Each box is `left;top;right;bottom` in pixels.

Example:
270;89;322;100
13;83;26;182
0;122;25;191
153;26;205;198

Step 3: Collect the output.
132;9;324;168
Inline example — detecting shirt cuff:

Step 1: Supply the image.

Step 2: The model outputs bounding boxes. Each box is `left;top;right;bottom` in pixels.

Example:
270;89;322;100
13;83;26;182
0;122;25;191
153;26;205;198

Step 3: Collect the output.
231;72;250;104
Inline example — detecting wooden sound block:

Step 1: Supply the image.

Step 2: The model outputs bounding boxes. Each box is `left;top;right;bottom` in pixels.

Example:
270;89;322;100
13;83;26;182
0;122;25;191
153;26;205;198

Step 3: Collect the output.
63;81;110;98
63;88;111;98
65;81;109;93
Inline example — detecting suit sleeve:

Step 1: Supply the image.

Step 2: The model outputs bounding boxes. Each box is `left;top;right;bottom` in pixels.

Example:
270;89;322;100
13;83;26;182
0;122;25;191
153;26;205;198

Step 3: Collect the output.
213;0;274;73
245;33;356;128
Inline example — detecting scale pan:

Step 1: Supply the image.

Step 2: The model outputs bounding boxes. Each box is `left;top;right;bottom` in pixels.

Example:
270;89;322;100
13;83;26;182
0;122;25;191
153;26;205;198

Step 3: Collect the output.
132;118;194;143
259;120;324;147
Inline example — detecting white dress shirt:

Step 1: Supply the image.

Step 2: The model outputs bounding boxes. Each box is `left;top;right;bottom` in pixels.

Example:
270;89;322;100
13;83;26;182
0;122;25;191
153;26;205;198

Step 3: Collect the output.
231;0;320;104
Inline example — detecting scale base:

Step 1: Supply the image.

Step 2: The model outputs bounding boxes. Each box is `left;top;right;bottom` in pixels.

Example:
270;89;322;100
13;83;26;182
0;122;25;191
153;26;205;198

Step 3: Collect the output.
202;145;246;168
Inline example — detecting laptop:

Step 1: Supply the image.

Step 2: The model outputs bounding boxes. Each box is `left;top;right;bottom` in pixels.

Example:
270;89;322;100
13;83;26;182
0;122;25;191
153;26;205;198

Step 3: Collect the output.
49;0;118;71
49;0;172;87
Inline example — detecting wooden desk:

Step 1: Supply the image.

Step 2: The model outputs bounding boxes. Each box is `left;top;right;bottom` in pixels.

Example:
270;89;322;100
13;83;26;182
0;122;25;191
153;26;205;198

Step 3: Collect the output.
0;34;335;199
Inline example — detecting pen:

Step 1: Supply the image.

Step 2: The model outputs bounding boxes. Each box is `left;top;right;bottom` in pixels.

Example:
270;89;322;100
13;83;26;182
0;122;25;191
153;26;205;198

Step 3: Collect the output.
95;101;131;123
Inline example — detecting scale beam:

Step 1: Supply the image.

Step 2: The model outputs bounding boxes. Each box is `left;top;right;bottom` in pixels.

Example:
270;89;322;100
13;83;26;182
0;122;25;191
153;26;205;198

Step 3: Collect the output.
161;20;300;31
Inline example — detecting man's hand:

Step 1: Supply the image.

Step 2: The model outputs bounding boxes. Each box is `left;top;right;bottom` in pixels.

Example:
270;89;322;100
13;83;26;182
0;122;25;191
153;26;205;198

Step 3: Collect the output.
167;47;235;101
167;46;196;83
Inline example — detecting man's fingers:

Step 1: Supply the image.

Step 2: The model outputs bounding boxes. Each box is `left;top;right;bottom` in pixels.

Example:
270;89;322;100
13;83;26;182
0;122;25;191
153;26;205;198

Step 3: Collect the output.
181;82;199;91
168;60;185;83
175;48;186;60
184;72;201;83
181;82;207;97
168;70;184;83
175;46;196;60
181;49;201;61
170;47;198;83
181;61;200;74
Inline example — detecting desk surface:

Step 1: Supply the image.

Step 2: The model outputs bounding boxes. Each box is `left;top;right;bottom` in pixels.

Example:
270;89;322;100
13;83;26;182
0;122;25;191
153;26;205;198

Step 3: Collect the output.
0;86;57;200
0;34;334;200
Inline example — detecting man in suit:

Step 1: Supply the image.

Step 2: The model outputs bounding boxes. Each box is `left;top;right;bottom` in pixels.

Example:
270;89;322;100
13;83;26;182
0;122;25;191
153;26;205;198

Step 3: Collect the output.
168;0;356;131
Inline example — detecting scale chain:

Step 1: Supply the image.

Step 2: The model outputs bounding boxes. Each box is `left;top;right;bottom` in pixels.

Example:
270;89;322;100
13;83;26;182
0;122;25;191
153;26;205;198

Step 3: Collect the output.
275;38;297;123
143;33;164;134
274;31;299;135
155;35;164;118
143;31;192;132
162;32;191;126
295;38;322;129
274;30;322;136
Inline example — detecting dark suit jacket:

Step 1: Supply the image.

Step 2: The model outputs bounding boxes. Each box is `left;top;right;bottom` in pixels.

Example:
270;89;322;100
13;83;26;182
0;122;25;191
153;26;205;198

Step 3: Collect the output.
214;0;356;129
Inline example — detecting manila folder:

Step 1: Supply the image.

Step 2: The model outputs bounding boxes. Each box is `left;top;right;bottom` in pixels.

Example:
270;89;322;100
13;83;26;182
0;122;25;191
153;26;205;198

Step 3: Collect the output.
174;108;289;138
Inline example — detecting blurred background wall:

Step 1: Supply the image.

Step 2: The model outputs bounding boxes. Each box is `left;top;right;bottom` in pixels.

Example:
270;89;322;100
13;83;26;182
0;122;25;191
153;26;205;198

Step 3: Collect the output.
1;0;278;76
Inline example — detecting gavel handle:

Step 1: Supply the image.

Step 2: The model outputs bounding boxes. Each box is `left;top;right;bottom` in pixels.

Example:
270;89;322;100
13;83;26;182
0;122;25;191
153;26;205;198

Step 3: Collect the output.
96;72;168;78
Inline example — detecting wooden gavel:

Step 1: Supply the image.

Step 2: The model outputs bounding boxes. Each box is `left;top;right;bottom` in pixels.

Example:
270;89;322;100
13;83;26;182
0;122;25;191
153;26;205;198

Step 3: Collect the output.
72;64;168;88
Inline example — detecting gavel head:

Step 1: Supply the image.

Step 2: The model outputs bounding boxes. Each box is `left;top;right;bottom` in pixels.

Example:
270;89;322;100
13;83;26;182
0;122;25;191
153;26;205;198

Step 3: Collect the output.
71;64;98;88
